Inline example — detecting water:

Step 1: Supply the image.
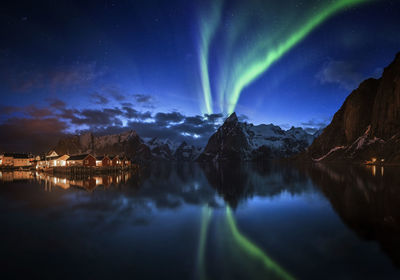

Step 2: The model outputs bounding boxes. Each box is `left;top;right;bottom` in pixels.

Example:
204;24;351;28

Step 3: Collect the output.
0;163;399;279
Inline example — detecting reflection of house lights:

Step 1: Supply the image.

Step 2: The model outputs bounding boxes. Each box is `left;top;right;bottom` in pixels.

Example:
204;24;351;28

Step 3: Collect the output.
371;158;377;163
372;166;376;176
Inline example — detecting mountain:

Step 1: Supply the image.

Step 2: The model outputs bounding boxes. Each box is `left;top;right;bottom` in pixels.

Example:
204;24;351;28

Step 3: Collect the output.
303;52;400;164
197;112;316;162
145;138;202;161
54;130;152;162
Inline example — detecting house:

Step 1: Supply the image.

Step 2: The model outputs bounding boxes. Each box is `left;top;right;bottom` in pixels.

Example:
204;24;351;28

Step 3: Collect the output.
1;154;14;166
109;155;121;166
13;154;31;167
47;150;59;158
1;153;31;167
67;154;96;167
55;154;70;167
95;155;111;167
120;156;131;166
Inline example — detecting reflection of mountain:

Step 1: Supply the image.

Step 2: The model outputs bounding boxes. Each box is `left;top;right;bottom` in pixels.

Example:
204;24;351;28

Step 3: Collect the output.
302;163;400;267
201;162;313;209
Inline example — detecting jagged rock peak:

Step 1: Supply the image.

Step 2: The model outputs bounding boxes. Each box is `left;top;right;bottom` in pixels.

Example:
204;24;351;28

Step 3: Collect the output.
225;112;238;123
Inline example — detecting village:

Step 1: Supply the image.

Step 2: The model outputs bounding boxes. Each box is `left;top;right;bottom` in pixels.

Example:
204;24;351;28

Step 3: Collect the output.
0;151;132;173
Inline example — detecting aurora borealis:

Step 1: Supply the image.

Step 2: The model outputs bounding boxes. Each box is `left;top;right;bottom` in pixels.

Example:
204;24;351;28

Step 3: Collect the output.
198;0;372;114
1;0;400;149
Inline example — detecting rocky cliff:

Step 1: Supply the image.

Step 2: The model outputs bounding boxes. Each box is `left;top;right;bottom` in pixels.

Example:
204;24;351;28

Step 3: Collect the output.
54;130;152;162
198;112;316;162
304;52;400;163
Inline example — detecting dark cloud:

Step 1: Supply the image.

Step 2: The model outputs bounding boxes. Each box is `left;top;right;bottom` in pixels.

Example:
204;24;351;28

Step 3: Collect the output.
316;60;363;90
90;92;109;105
104;86;126;101
0;102;224;152
0;117;67;153
133;94;152;103
122;106;152;120
301;119;329;129
70;108;124;127
154;112;185;124
48;99;66;109
205;113;224;123
26;106;54;118
301;118;329;134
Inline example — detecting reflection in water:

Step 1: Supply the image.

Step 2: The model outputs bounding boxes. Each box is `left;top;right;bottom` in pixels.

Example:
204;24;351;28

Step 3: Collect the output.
14;171;136;192
225;206;295;280
0;171;34;182
197;206;213;280
1;162;400;279
302;163;400;268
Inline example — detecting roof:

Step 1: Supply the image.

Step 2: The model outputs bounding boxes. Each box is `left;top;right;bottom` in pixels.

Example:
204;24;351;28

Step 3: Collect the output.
3;153;30;159
67;154;92;161
109;155;119;160
95;155;109;160
46;155;60;160
58;155;70;161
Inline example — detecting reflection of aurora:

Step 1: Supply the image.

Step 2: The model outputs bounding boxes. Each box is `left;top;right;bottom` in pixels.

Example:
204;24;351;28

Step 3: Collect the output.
198;0;372;114
226;207;295;280
197;205;295;280
197;206;213;280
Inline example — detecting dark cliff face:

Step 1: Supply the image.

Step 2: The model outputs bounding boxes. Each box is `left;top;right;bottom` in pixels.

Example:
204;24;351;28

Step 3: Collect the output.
371;53;400;139
197;113;251;162
307;78;379;158
54;131;152;162
198;112;315;162
306;52;400;163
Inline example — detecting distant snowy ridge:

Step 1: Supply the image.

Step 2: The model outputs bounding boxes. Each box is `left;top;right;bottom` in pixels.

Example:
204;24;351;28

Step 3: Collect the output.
198;112;318;162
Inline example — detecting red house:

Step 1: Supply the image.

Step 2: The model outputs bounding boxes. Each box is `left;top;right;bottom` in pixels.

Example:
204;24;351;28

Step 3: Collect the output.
121;156;131;167
96;156;111;167
110;155;121;166
67;154;96;167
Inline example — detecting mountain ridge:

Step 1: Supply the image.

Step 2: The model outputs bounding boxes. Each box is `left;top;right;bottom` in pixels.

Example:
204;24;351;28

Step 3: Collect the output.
302;52;400;164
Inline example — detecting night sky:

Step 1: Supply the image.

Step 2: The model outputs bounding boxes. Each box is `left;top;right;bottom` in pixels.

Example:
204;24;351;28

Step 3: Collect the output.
1;0;400;152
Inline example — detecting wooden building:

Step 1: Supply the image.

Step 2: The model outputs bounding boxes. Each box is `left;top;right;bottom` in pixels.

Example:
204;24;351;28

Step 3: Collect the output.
1;153;31;167
67;154;96;167
109;155;121;166
120;156;131;166
95;155;111;167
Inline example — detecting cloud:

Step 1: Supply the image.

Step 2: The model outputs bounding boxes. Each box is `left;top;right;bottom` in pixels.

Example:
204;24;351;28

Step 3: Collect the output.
300;118;330;134
154;112;185;124
104;86;126;101
316;60;364;90
48;98;66;109
133;94;152;103
90;92;109;105
0;117;67;153
68;108;124;127
0;100;226;152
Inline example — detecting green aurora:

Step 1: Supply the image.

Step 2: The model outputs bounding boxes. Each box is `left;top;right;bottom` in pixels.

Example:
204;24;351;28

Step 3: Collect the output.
198;0;372;114
197;205;295;279
198;0;223;114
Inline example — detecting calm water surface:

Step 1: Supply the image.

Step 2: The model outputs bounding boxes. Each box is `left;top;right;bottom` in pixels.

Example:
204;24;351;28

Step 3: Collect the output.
1;163;400;279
